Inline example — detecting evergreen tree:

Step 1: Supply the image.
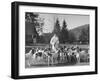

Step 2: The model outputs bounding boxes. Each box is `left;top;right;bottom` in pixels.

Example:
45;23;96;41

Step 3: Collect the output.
60;20;69;43
53;18;61;37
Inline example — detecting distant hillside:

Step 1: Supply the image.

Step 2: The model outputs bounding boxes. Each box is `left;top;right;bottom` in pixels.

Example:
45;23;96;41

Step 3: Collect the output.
69;24;89;40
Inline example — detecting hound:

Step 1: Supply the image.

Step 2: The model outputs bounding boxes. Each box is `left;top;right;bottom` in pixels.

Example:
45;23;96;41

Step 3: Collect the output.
25;49;34;67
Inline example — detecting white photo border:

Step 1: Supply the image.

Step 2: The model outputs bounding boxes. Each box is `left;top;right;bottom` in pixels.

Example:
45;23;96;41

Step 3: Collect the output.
19;5;96;76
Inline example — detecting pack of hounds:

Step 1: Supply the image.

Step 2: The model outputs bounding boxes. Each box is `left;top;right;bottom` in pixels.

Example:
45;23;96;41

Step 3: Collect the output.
25;45;89;67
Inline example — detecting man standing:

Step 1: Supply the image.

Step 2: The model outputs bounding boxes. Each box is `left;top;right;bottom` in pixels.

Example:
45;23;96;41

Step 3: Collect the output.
50;34;59;53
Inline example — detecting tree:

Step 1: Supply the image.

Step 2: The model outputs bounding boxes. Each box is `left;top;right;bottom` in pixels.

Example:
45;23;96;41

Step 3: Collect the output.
87;26;89;44
35;17;44;43
79;27;89;44
25;12;44;45
60;20;69;43
68;32;76;44
53;18;61;37
25;12;39;23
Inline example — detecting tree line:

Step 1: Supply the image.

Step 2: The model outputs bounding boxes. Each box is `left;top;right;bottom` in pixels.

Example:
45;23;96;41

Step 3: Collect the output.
53;18;89;44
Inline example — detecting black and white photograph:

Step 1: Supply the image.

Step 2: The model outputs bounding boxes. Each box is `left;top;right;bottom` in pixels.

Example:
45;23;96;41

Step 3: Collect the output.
11;2;97;79
25;12;90;68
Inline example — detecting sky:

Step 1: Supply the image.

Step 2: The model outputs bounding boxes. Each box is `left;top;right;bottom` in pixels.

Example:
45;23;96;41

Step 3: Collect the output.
38;13;89;33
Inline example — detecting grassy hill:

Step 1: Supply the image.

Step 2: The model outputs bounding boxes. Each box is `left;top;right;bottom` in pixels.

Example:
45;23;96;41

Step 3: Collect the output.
69;24;89;40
